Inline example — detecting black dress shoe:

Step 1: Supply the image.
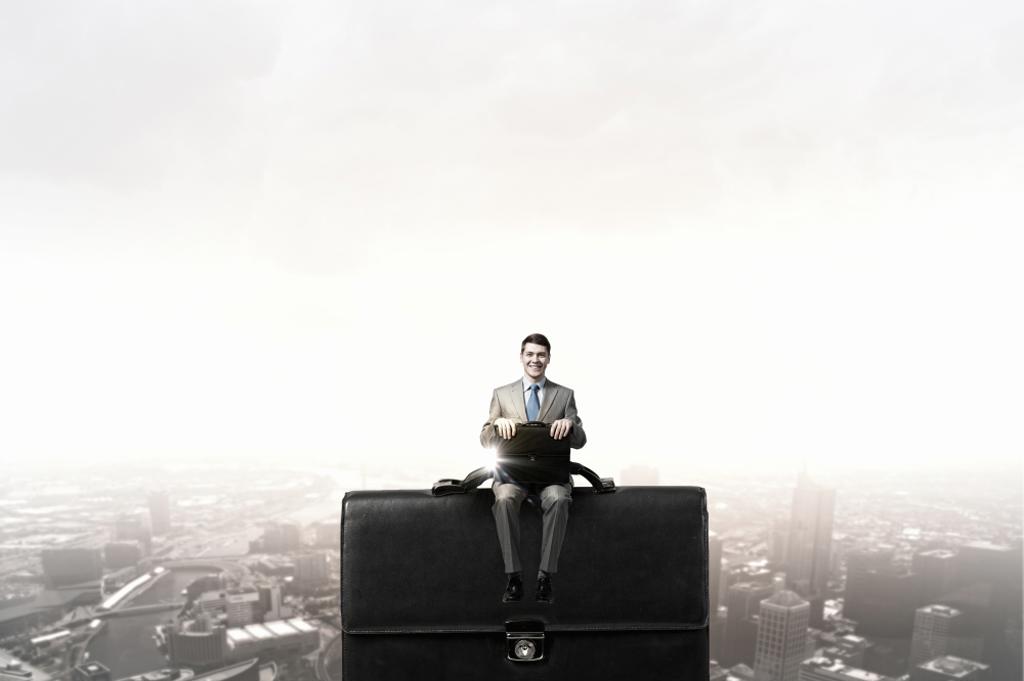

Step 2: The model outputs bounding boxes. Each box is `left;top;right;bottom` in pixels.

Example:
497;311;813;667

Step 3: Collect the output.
502;574;523;602
535;574;553;603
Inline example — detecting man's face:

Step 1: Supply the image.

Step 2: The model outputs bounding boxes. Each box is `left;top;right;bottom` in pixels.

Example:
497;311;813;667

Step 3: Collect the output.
521;342;550;381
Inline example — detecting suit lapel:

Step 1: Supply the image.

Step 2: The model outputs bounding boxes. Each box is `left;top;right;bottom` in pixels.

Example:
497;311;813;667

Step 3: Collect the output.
508;380;529;422
539;381;560;422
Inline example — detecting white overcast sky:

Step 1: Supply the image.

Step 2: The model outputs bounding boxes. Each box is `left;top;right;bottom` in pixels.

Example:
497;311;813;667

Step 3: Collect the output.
1;1;1021;479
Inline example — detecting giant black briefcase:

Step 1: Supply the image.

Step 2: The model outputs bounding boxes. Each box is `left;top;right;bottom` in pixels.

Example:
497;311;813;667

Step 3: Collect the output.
340;484;708;680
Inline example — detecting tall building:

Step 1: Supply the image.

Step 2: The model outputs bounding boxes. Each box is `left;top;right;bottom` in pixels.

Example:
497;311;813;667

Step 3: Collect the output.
260;523;301;554
114;514;152;554
771;518;788;565
754;577;810;681
710;532;723;617
711;608;728;666
844;548;921;638
946;541;1022;680
103;541;143;570
912;550;957;605
40;548;103;588
910;605;977;668
909;655;988;681
148;491;172;535
294;553;330;590
257;585;284;621
725;582;775;666
954;541;1017;588
164;617;228;668
225;590;261;627
784;471;835;627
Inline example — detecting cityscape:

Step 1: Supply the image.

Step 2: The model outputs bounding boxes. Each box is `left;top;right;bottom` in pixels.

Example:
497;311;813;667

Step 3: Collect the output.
1;460;1020;681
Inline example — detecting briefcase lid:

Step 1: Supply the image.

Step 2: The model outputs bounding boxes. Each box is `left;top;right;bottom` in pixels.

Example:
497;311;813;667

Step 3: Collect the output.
341;486;708;635
494;423;570;457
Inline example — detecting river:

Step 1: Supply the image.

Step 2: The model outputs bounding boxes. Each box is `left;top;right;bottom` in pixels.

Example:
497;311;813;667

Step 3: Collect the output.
84;569;214;679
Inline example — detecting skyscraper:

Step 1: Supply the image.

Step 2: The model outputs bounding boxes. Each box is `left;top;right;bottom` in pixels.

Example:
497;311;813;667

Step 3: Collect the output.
844;548;921;639
148;491;171;535
710;531;723;616
294;552;330;590
754;577;810;681
260;522;302;553
103;541;143;570
725;581;775;666
945;541;1023;679
912;549;957;605
910;604;984;670
785;471;835;627
164;617;228;668
114;513;152;554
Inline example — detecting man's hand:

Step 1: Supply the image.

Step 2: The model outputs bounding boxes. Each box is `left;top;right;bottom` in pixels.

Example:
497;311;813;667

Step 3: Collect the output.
550;418;573;440
494;418;517;440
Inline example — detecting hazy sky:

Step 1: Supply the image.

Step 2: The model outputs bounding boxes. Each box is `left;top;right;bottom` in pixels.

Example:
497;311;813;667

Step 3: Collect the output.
1;1;1021;479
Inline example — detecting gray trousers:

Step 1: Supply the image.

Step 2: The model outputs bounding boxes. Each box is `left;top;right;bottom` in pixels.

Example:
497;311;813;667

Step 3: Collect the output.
492;481;572;574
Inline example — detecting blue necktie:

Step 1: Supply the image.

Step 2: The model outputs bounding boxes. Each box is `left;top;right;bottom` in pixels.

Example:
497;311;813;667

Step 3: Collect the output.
527;384;540;421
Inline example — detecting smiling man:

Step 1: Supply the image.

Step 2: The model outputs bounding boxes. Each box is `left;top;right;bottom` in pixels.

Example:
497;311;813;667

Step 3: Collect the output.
480;333;587;604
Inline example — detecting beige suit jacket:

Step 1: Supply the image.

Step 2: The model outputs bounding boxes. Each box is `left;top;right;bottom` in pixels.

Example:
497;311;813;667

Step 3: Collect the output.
479;378;587;450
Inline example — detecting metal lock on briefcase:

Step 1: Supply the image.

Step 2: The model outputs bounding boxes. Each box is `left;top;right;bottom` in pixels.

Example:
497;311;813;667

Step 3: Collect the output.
505;620;544;662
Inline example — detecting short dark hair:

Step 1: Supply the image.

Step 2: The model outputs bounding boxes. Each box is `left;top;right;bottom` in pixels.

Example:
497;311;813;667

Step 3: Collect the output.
520;333;551;353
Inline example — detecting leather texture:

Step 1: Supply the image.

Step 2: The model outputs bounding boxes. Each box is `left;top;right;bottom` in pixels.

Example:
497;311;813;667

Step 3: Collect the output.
341;486;709;680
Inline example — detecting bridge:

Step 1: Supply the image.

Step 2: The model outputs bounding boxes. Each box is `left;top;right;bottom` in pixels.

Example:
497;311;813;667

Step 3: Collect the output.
148;558;248;580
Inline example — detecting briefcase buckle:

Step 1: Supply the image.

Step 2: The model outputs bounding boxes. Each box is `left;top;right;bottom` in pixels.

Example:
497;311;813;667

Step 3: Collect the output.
505;619;545;662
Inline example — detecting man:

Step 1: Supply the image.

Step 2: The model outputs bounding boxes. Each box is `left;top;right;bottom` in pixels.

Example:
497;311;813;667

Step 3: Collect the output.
480;333;587;604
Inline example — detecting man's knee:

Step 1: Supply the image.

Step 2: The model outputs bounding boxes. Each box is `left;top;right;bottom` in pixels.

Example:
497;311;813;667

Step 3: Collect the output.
493;495;518;511
541;488;572;512
492;486;525;513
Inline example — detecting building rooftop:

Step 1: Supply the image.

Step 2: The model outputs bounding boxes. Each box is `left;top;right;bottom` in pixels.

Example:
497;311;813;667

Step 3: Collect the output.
0;651;52;681
918;656;988;677
802;657;888;681
227;618;317;645
762;589;808;608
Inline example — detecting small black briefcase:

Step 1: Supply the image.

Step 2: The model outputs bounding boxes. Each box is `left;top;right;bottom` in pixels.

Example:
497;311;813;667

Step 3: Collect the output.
340;485;709;680
494;422;571;485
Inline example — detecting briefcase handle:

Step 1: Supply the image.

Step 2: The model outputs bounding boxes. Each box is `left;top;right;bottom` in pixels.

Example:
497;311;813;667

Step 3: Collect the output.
491;420;548;432
431;462;616;496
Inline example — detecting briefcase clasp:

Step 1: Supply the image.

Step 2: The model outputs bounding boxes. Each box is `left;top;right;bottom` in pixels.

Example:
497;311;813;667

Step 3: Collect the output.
505;619;545;663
